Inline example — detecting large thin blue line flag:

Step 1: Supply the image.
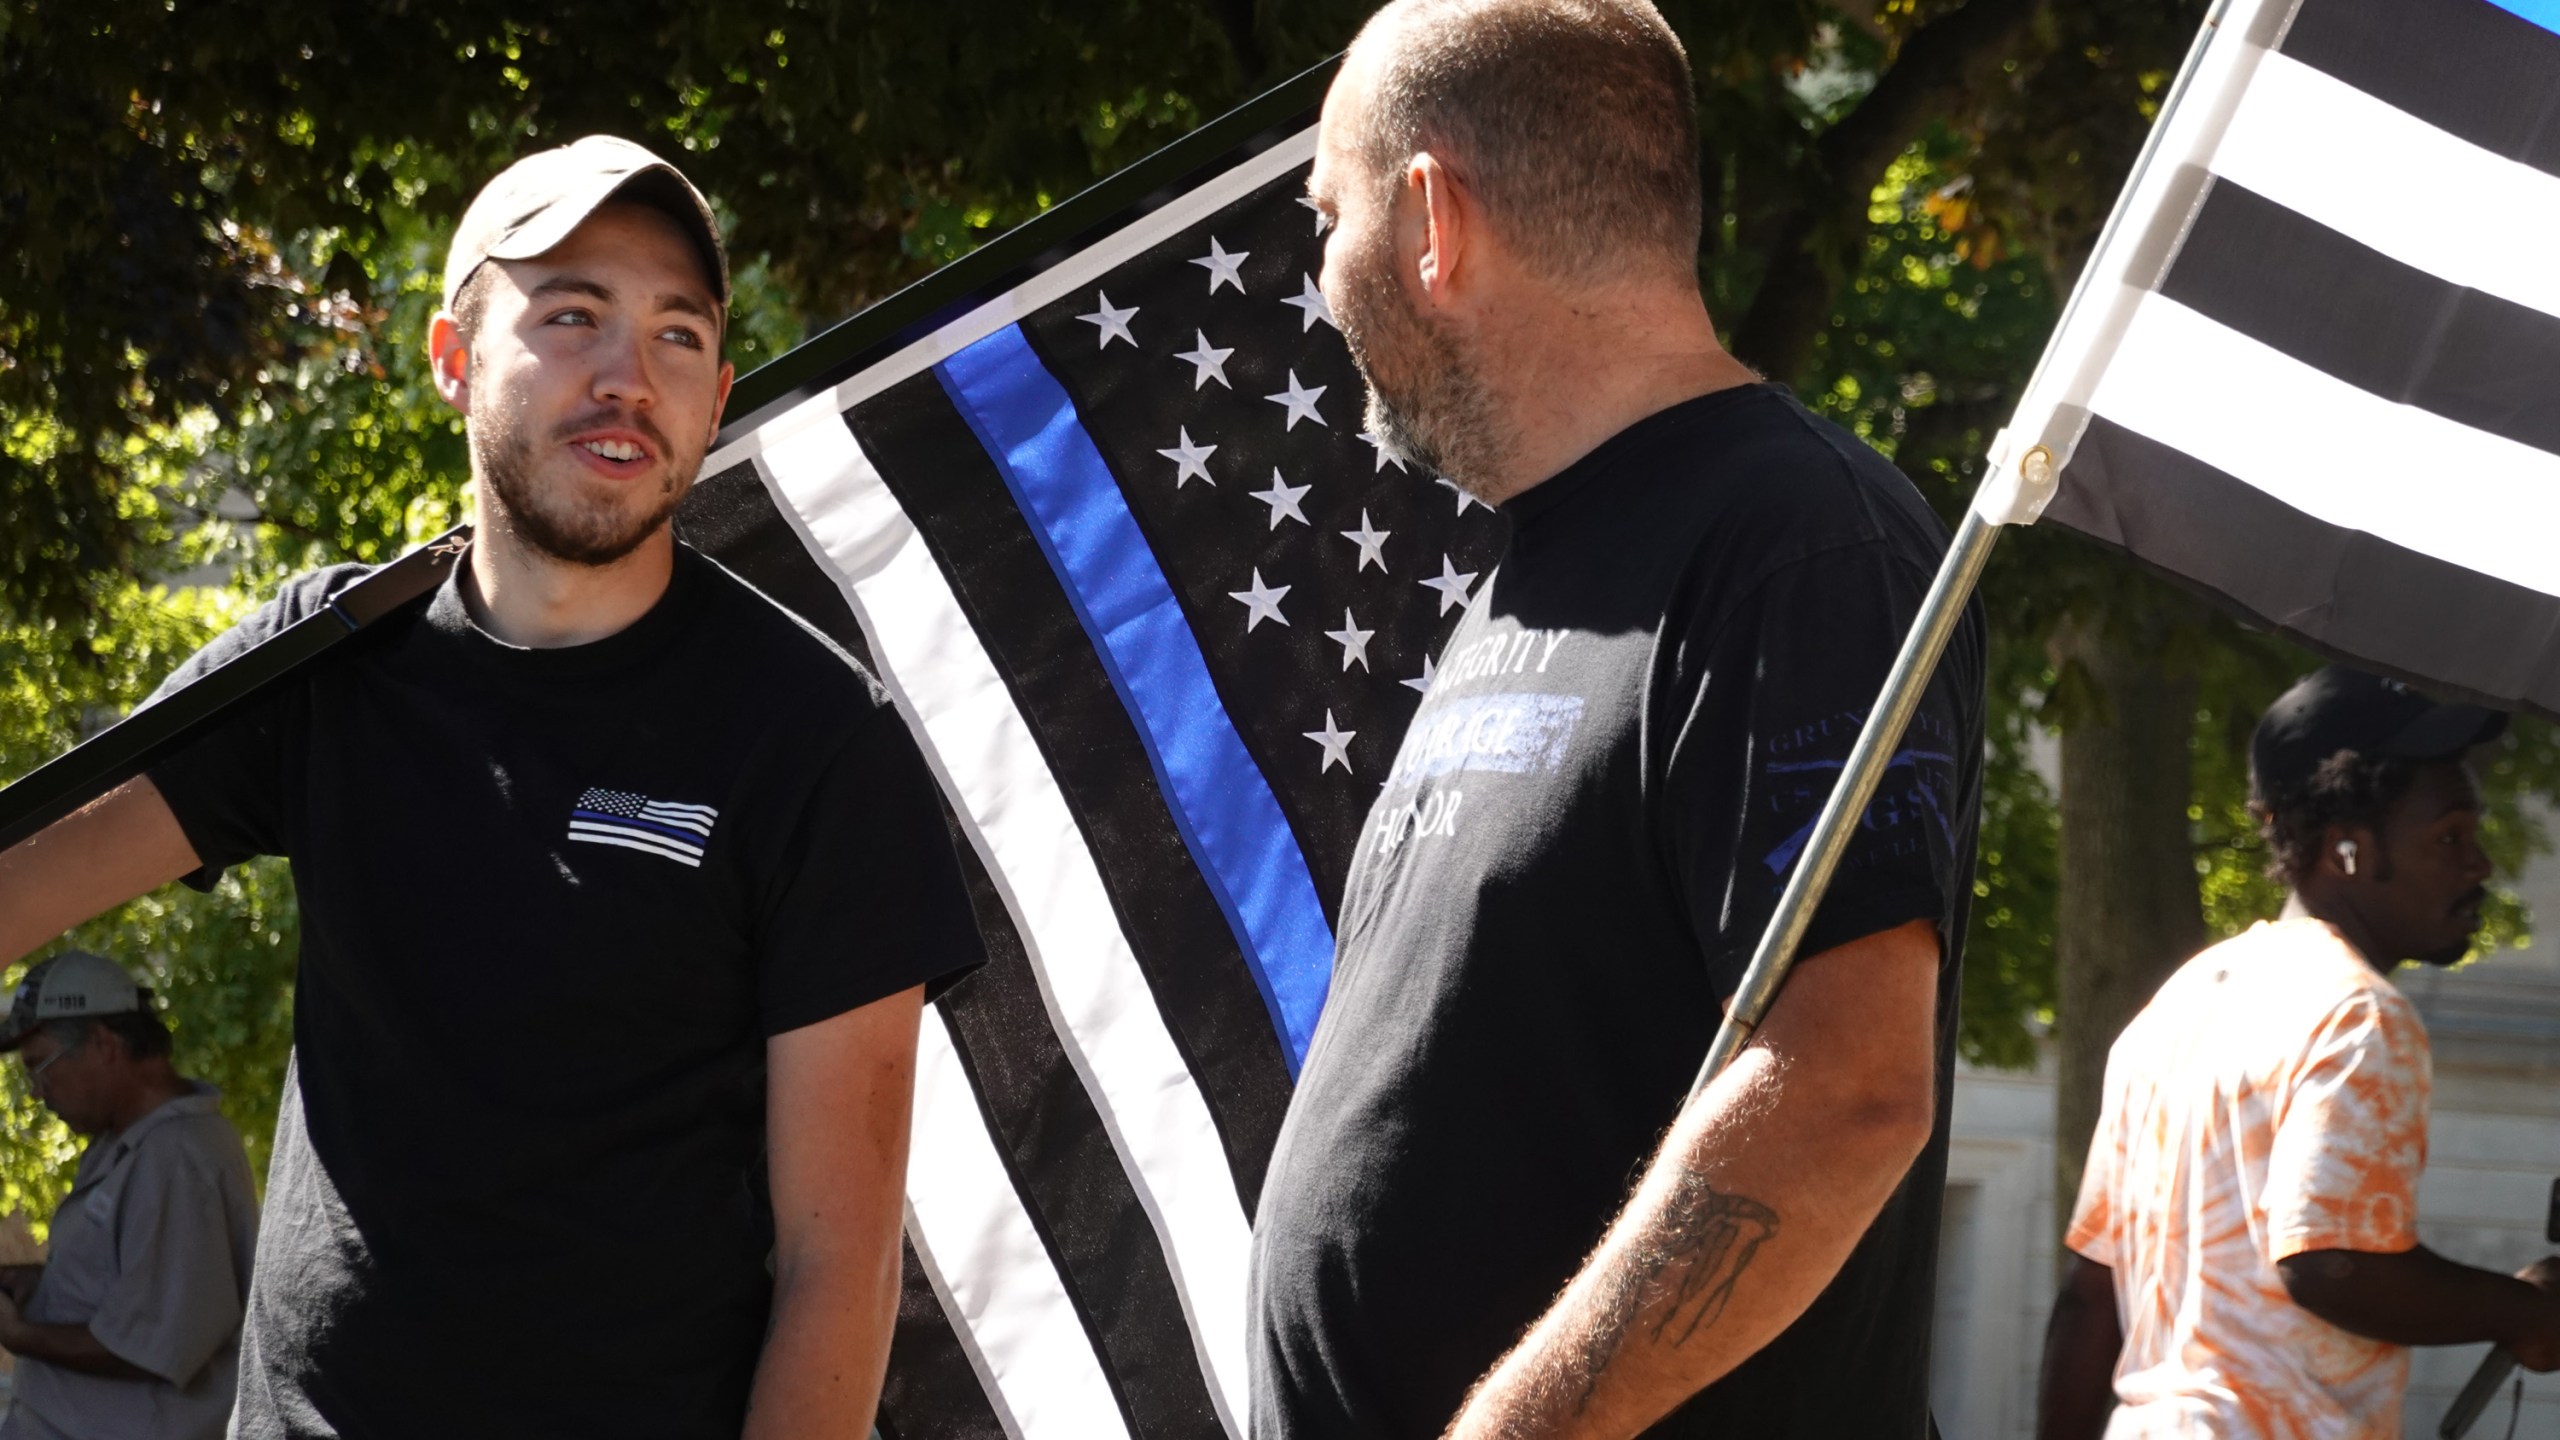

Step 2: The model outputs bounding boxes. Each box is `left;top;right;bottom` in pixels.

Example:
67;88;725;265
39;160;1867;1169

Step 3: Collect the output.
670;62;1507;1440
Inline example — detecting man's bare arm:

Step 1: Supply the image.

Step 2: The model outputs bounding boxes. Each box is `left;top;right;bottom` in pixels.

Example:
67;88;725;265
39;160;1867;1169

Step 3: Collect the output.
744;984;924;1440
1446;917;1941;1440
2278;1248;2560;1364
2035;1255;2122;1440
0;777;201;964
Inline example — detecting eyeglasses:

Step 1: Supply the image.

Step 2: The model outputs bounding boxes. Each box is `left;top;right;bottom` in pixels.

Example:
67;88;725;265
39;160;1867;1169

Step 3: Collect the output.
20;1038;83;1092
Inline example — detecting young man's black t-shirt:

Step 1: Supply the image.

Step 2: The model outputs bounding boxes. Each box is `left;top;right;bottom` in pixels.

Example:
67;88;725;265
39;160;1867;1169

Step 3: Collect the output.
145;543;985;1440
1250;385;1984;1439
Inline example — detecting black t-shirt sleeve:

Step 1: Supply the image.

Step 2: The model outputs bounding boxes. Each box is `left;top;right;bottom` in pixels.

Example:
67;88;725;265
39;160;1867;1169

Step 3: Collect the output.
1661;541;1972;998
144;565;371;891
754;706;987;1036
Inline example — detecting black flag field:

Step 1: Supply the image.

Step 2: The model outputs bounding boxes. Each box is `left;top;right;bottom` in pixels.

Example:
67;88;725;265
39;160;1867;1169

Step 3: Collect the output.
674;61;1505;1439
1990;0;2560;713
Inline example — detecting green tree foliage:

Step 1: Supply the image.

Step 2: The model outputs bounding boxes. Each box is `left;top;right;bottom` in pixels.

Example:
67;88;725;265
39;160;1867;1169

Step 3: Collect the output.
0;575;297;1232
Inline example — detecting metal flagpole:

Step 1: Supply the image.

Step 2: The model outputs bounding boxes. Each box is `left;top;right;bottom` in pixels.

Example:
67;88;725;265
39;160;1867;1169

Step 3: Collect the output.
1683;455;2040;1100
1684;0;2243;1104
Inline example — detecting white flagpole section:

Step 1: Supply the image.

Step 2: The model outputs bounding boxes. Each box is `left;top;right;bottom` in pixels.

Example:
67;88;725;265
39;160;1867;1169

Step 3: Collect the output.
1687;0;2255;1099
1981;0;2268;511
754;397;1254;1435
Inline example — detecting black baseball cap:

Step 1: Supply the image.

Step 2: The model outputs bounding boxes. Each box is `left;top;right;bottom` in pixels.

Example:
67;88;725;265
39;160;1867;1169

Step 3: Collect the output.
2251;665;2508;806
0;951;153;1053
442;135;729;311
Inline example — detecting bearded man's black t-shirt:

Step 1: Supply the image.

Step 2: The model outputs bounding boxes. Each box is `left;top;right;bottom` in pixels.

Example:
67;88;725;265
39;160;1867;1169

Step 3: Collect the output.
145;544;984;1440
1250;385;1984;1439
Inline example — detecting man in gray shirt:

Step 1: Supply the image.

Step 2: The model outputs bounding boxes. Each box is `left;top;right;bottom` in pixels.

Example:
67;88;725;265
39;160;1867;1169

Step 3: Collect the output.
0;951;259;1440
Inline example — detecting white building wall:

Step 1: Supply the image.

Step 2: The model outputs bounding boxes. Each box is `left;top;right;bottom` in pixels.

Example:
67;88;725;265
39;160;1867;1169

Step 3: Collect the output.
1934;1064;2061;1440
2395;945;2560;1438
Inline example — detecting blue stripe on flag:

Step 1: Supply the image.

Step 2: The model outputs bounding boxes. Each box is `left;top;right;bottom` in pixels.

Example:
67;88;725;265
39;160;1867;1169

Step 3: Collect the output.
936;324;1334;1072
570;810;707;845
2485;0;2560;33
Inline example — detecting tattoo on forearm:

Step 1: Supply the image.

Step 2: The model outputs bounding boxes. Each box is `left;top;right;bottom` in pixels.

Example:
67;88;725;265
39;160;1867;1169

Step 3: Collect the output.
1649;1176;1779;1347
1562;1168;1780;1417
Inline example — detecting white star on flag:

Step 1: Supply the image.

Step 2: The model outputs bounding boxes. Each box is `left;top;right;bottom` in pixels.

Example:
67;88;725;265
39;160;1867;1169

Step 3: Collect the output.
1421;554;1478;615
1265;370;1328;431
1303;709;1356;774
1358;429;1408;473
1173;331;1233;389
1190;237;1250;294
1249;469;1313;529
1323;610;1374;672
1402;654;1437;695
1281;275;1336;332
1340;510;1390;574
1228;568;1291;631
1297;195;1333;234
1156;428;1217;489
1436;475;1488;515
1077;291;1139;349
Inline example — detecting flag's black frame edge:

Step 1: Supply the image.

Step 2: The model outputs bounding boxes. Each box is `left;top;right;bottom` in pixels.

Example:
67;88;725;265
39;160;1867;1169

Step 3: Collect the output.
0;534;468;854
712;55;1340;444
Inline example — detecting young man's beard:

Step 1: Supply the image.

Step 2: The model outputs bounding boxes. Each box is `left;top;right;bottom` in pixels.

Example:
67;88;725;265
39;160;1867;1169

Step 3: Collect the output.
1332;222;1512;498
472;399;697;567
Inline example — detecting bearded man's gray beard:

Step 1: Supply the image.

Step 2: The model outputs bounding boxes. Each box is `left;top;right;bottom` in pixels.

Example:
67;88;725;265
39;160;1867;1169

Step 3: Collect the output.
472;401;695;567
1334;229;1513;499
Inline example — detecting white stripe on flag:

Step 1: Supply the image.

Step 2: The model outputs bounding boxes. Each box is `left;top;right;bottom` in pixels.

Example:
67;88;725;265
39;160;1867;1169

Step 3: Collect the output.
1982;0;2288;486
703;127;1319;479
641;799;719;817
907;1008;1130;1440
2089;292;2560;597
2210;51;2560;323
755;400;1254;1434
563;829;704;867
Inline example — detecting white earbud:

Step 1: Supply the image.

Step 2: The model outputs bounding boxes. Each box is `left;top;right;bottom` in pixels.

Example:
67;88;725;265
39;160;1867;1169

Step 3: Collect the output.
2337;840;2358;876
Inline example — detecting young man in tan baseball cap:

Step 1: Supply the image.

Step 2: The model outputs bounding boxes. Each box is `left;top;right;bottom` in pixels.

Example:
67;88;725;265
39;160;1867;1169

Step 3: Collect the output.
0;139;984;1439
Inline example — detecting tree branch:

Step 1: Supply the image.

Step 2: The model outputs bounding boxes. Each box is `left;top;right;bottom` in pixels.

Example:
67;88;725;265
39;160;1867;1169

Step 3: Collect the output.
1728;0;2049;383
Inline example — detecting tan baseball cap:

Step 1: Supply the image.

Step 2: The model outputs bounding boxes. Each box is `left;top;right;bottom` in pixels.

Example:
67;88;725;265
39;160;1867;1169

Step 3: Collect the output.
0;951;153;1053
441;135;729;311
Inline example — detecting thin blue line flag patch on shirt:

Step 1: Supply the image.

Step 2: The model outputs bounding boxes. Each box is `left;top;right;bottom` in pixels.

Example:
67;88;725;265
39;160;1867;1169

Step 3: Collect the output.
567;788;719;868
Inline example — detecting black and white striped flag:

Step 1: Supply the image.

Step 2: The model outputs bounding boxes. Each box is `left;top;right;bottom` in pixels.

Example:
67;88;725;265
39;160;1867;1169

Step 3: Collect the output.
1988;0;2560;710
675;65;1506;1439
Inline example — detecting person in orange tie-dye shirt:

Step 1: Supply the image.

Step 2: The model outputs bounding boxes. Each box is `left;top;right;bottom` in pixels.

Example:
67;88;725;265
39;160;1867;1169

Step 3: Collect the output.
2036;666;2560;1440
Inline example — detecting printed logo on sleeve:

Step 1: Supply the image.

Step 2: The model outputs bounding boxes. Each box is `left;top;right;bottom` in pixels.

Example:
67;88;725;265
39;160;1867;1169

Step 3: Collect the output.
566;788;720;868
1755;707;1960;877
